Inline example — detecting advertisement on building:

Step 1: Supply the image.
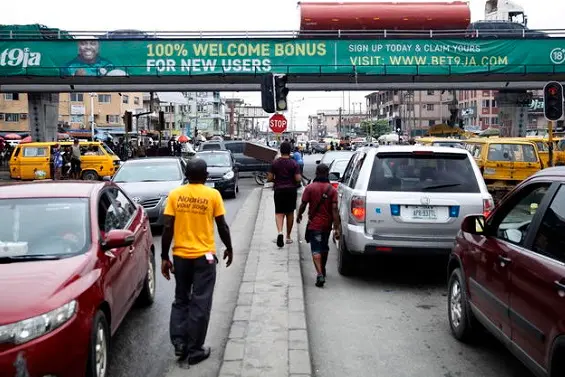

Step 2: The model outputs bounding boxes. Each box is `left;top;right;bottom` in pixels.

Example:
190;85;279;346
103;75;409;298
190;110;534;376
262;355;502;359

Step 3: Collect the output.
1;39;565;76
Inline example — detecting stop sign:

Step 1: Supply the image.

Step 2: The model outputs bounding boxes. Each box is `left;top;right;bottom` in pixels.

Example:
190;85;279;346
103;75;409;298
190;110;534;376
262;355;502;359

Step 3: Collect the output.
269;113;287;134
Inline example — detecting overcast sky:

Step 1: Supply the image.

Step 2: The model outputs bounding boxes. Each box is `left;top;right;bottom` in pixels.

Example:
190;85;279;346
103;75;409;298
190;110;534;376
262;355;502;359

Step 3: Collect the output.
2;0;563;131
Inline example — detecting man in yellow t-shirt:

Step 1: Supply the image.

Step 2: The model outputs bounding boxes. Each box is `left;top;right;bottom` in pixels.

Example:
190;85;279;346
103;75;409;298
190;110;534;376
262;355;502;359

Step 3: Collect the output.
161;158;233;365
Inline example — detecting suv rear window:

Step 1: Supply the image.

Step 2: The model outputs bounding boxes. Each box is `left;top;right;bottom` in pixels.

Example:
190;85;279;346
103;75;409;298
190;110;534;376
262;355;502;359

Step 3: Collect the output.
367;152;480;193
487;143;538;162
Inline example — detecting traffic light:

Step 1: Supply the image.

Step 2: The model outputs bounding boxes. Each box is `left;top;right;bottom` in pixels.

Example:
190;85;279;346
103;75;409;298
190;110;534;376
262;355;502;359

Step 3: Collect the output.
543;81;564;121
157;111;165;131
261;73;275;113
123;111;133;133
395;118;402;132
274;75;289;111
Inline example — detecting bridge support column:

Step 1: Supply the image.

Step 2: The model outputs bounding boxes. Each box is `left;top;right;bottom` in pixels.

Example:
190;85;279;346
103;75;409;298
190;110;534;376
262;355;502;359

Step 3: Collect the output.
27;93;59;142
495;90;532;137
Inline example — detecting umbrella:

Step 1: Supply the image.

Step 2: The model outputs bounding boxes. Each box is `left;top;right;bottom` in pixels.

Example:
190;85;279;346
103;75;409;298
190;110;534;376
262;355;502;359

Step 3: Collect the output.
20;136;32;143
178;135;190;143
3;133;21;140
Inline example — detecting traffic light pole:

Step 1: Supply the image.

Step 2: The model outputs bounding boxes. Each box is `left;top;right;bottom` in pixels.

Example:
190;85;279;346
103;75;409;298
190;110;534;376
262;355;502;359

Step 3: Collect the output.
548;120;554;168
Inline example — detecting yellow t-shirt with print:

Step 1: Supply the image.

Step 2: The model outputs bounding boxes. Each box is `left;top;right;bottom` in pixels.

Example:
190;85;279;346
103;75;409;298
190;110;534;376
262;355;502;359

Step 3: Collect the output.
164;183;226;259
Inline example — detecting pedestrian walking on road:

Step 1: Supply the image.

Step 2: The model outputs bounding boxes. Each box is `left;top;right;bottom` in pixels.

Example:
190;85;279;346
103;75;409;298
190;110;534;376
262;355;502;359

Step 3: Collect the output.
297;163;341;287
268;141;302;248
161;158;234;366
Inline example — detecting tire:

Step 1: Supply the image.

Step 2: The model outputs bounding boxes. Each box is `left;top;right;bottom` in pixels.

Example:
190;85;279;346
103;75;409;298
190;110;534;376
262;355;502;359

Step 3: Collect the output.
447;268;478;342
82;170;99;181
86;310;110;377
137;250;156;307
254;172;267;185
337;237;356;276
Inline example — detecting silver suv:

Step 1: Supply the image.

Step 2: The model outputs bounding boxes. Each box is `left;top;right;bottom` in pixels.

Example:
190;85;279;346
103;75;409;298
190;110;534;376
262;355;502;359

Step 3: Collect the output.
336;145;494;276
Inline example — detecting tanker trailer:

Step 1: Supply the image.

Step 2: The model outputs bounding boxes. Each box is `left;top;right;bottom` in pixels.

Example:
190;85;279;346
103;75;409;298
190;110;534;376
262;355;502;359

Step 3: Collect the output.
298;1;471;33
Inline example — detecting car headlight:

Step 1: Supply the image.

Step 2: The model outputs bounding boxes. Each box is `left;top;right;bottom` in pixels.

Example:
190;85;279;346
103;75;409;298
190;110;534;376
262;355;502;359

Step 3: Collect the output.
161;196;168;209
223;171;235;180
0;300;77;345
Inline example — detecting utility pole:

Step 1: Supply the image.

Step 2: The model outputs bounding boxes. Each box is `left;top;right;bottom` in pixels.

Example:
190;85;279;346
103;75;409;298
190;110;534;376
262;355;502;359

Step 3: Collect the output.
338;107;343;138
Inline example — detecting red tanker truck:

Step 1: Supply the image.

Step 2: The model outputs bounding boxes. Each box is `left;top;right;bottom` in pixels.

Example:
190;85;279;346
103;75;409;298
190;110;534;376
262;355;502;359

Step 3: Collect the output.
298;2;471;32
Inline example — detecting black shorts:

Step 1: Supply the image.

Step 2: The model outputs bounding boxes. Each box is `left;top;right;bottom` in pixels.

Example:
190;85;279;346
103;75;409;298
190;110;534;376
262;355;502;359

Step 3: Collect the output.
274;188;298;214
71;159;81;173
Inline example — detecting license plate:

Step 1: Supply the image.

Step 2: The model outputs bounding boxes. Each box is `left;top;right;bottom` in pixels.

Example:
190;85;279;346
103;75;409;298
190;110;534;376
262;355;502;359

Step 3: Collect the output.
412;206;437;220
205;182;214;187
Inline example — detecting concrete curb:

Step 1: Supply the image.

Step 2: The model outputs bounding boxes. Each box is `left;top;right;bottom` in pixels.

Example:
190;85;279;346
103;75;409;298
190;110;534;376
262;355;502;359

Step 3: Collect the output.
218;188;313;377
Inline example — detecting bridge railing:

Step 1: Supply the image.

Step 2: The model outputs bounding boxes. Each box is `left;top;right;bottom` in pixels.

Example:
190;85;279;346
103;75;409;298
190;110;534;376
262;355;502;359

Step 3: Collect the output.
1;29;565;40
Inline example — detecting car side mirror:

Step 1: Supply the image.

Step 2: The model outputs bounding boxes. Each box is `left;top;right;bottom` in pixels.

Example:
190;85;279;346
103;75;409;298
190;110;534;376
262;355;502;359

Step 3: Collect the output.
329;172;340;181
102;176;112;181
504;229;523;244
316;160;321;164
461;215;486;235
101;229;135;251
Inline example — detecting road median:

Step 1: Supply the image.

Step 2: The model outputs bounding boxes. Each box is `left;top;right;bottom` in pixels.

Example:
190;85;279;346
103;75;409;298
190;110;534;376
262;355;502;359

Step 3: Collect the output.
218;188;312;377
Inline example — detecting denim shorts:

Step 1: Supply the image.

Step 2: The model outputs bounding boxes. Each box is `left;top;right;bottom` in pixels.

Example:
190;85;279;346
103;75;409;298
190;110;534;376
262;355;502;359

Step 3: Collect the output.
309;230;331;255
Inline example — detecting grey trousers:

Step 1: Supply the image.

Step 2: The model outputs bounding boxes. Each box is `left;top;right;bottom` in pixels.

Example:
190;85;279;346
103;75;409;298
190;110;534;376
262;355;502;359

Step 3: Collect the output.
170;255;217;351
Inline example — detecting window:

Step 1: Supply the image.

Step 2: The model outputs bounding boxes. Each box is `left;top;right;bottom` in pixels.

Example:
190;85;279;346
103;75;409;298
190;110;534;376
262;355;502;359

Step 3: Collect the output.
99;189;136;232
225;142;244;154
106;115;120;123
367;152;480;193
494;184;550;246
70;93;83;102
71;115;84;123
134;97;140;105
427;90;435;95
201;143;222;151
4;113;20;122
122;95;129;104
348;153;366;189
425;104;435;111
487;143;538;162
4;93;19;101
98;94;111;103
428;120;435;127
23;146;48;157
533;185;565;261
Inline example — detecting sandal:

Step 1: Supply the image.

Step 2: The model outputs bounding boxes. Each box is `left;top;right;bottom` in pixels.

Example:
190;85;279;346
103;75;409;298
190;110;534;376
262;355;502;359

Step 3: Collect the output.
286;239;294;244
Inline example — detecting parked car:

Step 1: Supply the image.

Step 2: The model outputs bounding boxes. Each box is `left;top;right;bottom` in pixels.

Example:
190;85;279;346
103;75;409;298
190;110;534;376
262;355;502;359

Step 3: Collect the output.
0;181;155;377
195;150;239;198
336;145;494;275
328;158;351;189
110;157;187;226
447;166;565;377
198;140;270;173
316;150;355;166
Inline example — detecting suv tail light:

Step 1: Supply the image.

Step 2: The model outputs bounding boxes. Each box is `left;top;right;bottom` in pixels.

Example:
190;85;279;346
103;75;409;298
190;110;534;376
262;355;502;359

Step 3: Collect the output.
483;197;494;218
331;182;339;189
350;195;366;222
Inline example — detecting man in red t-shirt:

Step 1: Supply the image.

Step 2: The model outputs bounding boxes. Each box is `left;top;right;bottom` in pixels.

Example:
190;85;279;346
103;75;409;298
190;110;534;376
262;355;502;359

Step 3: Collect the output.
297;163;341;287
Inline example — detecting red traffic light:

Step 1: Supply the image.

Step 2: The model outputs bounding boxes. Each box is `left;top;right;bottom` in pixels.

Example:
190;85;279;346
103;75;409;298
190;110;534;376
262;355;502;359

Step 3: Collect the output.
548;86;559;96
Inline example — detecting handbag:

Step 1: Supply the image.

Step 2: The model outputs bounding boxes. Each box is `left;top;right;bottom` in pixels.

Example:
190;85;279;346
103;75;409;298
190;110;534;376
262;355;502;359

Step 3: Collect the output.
304;184;332;243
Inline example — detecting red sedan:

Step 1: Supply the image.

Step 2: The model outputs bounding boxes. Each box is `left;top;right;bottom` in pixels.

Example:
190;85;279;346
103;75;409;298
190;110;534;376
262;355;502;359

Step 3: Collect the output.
0;181;156;377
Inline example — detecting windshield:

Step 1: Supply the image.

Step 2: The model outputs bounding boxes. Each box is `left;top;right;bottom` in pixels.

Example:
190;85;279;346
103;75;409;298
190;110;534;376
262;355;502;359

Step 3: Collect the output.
320;151;354;165
102;142;116;156
368;152;480;193
196;153;231;167
487;143;538;162
330;160;350;175
113;161;182;182
0;198;90;259
432;141;464;148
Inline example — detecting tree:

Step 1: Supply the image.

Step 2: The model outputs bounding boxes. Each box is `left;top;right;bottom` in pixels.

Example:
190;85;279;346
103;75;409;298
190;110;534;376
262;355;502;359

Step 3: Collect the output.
361;120;391;139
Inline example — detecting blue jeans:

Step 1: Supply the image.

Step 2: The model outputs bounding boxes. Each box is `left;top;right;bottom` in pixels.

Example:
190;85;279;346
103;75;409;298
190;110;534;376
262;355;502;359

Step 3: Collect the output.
309;230;331;255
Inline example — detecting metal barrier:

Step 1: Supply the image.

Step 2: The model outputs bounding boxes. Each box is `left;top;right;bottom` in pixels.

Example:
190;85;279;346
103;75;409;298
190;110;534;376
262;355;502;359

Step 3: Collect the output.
1;29;565;40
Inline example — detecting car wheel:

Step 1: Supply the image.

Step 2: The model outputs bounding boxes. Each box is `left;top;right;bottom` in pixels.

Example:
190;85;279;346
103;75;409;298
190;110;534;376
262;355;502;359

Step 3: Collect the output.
337;237;356;276
448;268;478;342
137;250;156;307
86;310;110;377
82;170;99;181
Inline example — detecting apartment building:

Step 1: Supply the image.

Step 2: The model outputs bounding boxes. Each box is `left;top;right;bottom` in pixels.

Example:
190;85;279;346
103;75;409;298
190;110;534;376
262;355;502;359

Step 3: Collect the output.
186;92;226;137
457;90;499;129
310;109;366;137
0;92;144;133
365;90;450;133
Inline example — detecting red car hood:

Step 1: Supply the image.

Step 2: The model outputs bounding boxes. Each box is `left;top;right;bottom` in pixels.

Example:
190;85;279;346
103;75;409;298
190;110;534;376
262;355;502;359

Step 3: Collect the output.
0;255;90;325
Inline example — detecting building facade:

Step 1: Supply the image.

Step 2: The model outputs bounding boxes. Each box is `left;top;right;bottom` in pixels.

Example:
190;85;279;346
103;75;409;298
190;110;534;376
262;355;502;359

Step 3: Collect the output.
308;109;366;138
0;92;144;133
186;92;226;137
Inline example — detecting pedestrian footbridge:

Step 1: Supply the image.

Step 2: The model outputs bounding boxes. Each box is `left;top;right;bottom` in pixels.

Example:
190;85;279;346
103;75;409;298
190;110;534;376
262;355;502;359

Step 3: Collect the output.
1;30;565;91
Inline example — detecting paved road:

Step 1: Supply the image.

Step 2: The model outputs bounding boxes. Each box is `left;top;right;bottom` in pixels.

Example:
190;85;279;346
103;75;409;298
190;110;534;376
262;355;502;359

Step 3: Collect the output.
106;177;260;377
299;154;534;377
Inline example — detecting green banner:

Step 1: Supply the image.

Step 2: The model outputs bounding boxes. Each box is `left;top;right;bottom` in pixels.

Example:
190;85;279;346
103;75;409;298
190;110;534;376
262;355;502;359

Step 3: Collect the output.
1;39;565;76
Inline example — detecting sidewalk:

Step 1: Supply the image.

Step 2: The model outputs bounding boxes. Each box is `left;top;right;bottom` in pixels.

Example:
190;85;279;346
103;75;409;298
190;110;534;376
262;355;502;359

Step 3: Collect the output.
218;188;312;377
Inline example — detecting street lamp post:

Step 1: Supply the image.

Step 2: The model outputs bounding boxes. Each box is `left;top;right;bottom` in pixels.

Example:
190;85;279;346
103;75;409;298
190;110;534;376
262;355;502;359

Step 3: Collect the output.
89;93;97;140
